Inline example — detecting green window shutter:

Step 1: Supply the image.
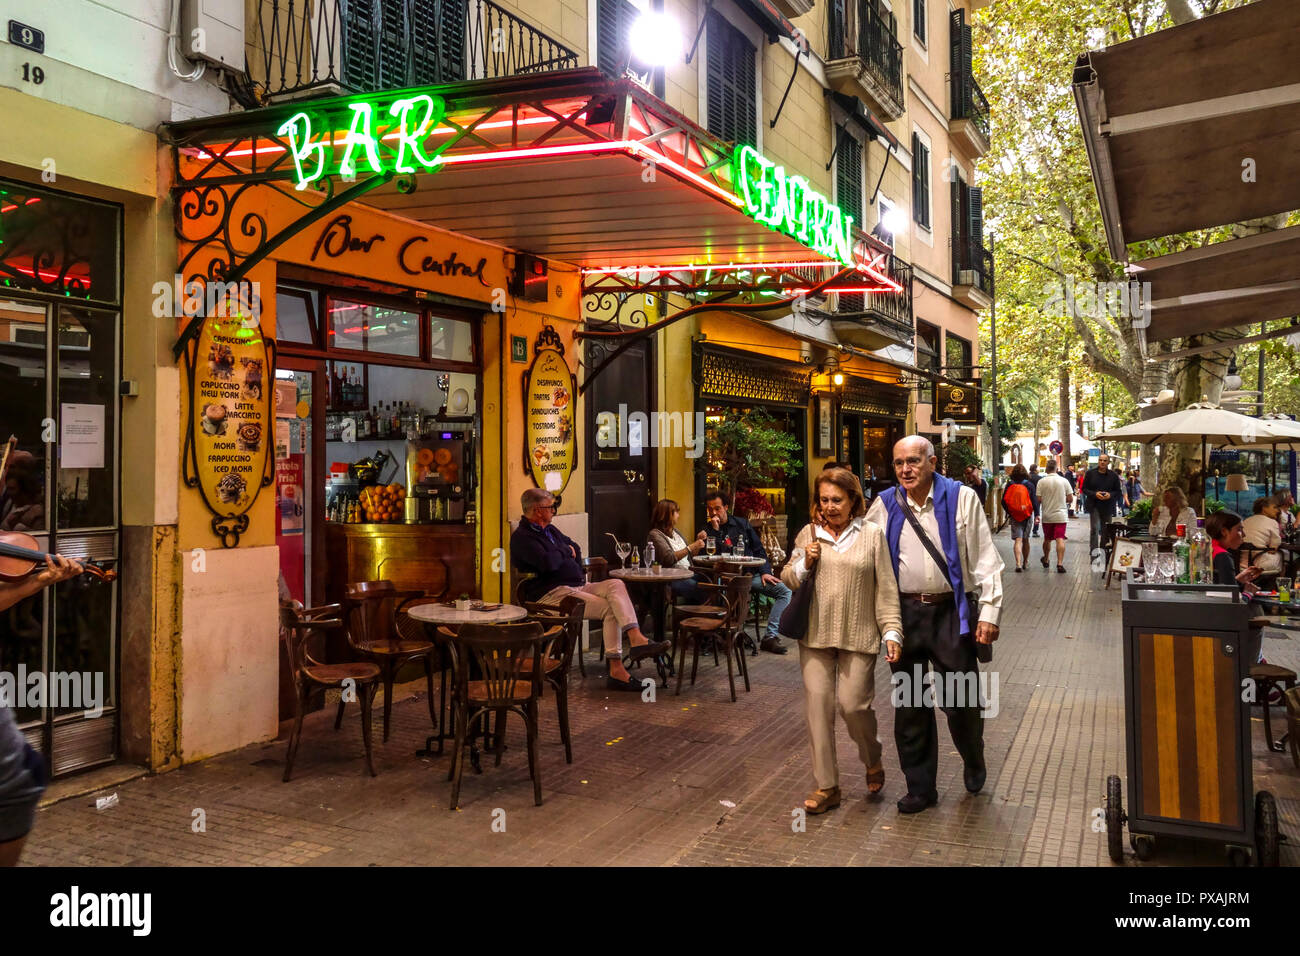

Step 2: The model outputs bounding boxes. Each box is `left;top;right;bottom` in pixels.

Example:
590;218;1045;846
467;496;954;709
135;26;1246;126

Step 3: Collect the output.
968;185;983;246
342;0;378;90
913;0;926;42
410;0;465;84
835;132;863;227
706;14;756;146
911;133;931;229
949;9;972;119
597;0;638;76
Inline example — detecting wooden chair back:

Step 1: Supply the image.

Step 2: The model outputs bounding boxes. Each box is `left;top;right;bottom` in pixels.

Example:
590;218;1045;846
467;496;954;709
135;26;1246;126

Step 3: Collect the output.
721;574;754;630
280;603;343;676
525;596;584;670
343;580;423;649
583;556;608;582
454;621;546;706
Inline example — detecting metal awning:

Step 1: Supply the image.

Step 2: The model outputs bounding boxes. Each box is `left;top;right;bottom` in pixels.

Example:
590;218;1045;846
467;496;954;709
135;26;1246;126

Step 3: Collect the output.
828;91;900;152
1073;0;1300;260
1130;224;1300;341
161;68;892;281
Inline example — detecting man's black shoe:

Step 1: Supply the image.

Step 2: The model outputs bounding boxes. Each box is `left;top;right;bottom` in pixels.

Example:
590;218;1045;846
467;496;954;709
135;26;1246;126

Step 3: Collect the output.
964;762;987;793
897;791;938;814
760;636;788;655
628;639;670;660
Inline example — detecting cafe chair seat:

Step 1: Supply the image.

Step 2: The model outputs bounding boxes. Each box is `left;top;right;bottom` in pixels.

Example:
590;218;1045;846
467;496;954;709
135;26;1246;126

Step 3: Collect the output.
1249;663;1298;753
517;655;564;675
677;616;724;631
280;604;381;783
674;604;725;619
674;576;753;703
466;680;537;703
361;639;435;656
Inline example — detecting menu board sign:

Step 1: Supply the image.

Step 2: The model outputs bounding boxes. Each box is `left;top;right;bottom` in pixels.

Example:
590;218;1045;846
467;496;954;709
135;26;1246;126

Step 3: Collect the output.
184;308;274;546
522;326;576;497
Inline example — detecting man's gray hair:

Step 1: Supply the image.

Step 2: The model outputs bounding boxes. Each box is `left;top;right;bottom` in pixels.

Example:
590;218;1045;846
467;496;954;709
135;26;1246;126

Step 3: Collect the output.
897;435;936;458
521;488;553;514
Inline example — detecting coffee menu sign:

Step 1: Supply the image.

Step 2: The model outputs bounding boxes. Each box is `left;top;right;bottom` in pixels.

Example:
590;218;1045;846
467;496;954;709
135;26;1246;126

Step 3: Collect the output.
522;326;576;497
183;305;275;547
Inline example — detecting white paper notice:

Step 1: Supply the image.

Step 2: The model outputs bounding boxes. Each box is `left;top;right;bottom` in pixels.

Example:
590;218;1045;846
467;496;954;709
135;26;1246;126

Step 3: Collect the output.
60;404;105;469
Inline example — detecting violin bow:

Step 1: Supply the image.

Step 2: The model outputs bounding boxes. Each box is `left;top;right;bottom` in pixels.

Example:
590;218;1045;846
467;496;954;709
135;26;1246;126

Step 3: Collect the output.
0;435;16;491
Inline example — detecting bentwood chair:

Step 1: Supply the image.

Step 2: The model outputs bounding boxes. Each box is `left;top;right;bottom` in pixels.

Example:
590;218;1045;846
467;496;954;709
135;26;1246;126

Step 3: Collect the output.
719;559;764;652
446;621;548;809
280;604;381;782
1283;686;1300;770
342;581;438;743
522;596;584;762
674;574;753;702
1249;662;1298;753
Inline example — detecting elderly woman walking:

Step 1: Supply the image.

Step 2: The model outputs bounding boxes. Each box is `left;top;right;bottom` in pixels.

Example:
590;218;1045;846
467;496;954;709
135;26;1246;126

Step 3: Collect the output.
781;468;902;813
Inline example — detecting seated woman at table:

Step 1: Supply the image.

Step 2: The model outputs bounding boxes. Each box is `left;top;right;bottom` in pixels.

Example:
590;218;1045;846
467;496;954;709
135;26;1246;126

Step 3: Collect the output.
1241;496;1284;576
1206;511;1265;663
1151;486;1196;537
647;499;708;603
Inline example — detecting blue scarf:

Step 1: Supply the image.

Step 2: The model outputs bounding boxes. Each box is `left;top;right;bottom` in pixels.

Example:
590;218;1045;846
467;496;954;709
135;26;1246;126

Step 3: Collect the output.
882;473;972;636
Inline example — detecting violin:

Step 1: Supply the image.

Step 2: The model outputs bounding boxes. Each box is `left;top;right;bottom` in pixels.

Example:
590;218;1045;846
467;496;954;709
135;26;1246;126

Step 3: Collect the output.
0;435;117;583
0;531;118;583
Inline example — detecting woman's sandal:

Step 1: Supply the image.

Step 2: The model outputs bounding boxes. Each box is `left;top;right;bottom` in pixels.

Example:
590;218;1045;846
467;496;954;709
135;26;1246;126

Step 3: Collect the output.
865;765;886;796
803;786;841;814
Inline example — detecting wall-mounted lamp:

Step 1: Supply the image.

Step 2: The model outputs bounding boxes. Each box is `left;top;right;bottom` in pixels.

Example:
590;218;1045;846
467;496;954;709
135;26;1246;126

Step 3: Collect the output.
629;12;684;69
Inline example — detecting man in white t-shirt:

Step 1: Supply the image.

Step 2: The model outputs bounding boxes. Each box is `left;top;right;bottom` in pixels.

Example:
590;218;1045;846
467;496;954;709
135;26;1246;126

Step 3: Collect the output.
1035;460;1074;573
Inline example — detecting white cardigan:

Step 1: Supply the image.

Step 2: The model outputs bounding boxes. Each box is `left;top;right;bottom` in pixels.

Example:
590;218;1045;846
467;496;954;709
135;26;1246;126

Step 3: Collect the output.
1151;505;1197;537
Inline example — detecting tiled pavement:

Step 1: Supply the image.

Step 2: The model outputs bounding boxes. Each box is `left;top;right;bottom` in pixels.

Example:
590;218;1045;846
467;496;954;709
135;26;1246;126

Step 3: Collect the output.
21;515;1300;866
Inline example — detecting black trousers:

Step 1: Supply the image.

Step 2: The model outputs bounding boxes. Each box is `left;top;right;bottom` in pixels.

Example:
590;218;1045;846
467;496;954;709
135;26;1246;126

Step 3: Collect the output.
889;598;984;797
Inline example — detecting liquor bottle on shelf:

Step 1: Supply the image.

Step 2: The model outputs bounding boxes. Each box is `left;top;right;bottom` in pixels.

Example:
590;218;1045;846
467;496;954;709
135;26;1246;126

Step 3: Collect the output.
390;403;401;435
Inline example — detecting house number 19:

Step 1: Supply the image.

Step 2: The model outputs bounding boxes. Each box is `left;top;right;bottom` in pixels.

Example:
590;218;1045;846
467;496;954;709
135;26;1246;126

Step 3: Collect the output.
22;63;46;84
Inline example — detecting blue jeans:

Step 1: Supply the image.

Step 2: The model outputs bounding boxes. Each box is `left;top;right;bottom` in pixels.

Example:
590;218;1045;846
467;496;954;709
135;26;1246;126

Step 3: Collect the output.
753;574;792;640
1089;506;1116;555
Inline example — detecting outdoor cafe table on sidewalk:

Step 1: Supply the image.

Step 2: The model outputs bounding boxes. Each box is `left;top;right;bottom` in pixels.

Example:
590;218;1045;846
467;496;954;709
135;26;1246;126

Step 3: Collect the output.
609;566;693;685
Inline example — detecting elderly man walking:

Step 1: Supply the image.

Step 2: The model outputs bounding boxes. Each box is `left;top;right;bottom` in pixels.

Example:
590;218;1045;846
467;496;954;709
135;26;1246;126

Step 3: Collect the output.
867;436;1004;814
511;489;668;691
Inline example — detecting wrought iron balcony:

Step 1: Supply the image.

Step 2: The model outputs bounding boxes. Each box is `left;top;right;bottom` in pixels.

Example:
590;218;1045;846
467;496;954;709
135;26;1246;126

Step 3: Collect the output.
833;256;914;350
253;0;582;101
952;237;994;299
950;71;991;142
826;1;904;119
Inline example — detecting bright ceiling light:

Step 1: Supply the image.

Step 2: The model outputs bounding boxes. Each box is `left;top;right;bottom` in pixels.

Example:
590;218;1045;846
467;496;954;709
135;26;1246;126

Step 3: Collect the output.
629;12;684;67
879;206;907;235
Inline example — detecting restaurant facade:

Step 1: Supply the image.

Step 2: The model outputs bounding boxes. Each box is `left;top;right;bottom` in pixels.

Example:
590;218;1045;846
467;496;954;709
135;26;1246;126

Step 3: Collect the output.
0;0;993;777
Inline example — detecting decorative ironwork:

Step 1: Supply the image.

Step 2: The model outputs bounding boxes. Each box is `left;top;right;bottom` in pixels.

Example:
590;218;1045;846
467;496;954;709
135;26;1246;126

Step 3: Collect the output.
0;180;121;305
952;237;994;296
827;0;904;116
582;290;649;330
840;376;908;418
697;344;812;408
252;0;582;101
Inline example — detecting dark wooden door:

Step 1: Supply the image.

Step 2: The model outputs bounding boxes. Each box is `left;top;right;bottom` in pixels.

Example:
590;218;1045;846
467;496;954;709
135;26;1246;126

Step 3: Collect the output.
586;338;655;563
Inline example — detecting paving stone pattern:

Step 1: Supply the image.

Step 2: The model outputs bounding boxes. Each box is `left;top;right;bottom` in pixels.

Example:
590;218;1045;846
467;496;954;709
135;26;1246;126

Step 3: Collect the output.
22;515;1299;866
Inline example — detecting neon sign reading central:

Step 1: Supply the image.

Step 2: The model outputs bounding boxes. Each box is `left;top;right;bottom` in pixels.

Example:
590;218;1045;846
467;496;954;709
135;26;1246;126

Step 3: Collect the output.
732;144;854;266
277;93;448;191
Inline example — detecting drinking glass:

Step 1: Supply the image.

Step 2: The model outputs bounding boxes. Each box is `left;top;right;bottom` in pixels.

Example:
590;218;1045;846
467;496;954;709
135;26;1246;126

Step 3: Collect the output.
1141;543;1159;579
1156;552;1177;584
1278;577;1293;604
615;541;631;569
705;537;717;557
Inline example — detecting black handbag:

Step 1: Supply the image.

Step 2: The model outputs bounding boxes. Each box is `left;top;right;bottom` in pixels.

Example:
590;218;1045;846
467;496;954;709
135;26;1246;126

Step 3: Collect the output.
778;559;818;641
895;489;992;663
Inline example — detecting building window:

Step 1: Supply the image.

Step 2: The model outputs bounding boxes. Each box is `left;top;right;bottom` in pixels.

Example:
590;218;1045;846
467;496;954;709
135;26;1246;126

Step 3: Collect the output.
835;131;864;228
596;0;639;76
916;319;940;406
945;331;971;380
874;196;896;249
911;132;931;229
706;13;757;146
913;0;926;44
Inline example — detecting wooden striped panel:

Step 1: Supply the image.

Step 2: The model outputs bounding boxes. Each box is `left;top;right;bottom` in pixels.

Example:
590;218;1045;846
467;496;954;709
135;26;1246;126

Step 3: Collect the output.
1135;632;1241;827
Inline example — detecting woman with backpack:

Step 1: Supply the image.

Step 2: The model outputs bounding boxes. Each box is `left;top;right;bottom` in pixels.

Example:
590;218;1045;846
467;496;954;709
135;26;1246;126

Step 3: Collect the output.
1002;463;1036;572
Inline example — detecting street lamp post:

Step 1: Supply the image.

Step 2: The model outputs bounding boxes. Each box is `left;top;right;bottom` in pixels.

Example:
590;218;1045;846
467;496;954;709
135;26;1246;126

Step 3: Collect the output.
989;234;999;470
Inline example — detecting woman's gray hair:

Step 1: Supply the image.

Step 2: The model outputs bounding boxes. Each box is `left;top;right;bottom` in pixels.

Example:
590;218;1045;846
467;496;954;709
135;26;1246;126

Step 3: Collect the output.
520;488;553;514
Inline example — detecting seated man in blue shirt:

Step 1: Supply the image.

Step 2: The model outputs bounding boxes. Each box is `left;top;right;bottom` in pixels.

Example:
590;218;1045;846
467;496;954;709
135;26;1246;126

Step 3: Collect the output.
511;488;668;691
702;490;793;654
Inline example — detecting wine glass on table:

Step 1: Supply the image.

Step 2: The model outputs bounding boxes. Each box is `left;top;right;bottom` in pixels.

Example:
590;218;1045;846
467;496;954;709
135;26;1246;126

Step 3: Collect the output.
615;540;631;570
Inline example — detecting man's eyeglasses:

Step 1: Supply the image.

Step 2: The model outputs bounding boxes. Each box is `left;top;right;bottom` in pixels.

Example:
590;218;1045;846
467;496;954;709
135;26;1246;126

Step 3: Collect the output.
893;456;927;469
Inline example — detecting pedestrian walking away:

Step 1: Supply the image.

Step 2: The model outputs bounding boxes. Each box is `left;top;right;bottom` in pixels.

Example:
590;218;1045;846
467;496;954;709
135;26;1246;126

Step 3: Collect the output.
868;436;1004;815
1035;461;1073;573
1027;465;1043;537
1001;464;1036;571
783;468;902;814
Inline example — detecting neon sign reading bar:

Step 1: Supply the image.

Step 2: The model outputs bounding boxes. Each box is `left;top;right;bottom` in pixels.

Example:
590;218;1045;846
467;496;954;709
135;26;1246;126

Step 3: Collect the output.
732;144;854;266
277;93;448;190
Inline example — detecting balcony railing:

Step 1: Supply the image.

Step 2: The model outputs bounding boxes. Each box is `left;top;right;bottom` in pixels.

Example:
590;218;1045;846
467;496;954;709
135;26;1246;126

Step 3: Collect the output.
253;0;582;101
827;2;904;111
950;71;990;141
837;257;914;344
952;237;994;296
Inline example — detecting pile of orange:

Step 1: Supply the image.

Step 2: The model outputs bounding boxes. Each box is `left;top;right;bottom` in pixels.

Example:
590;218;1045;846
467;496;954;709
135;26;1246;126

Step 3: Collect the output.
361;483;406;522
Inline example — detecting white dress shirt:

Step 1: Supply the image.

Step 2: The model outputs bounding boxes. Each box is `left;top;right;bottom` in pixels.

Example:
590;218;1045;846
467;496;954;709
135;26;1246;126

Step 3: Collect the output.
788;516;903;648
866;483;1004;627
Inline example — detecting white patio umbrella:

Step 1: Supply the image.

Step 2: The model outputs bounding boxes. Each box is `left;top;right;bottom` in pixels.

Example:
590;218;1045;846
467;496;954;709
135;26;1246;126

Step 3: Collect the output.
1096;404;1300;507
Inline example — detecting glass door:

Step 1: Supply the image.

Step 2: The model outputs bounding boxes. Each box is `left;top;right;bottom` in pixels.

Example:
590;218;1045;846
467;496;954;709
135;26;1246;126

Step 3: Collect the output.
274;359;320;606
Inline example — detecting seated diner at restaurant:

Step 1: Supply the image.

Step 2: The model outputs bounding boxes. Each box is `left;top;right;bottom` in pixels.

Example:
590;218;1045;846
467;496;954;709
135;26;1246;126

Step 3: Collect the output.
1151;486;1197;537
646;499;708;604
511;488;669;691
1205;510;1266;664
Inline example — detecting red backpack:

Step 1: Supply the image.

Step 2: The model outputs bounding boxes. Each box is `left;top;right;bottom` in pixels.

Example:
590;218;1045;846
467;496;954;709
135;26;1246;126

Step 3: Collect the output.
1005;482;1034;522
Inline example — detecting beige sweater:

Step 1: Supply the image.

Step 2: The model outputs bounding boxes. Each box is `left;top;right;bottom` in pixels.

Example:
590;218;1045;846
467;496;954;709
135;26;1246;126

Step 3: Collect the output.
780;522;902;653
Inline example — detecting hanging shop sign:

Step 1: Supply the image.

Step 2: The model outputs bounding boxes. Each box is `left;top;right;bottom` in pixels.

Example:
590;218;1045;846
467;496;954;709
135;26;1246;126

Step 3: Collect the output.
936;382;981;425
182;291;275;547
522;326;576;498
732;144;855;266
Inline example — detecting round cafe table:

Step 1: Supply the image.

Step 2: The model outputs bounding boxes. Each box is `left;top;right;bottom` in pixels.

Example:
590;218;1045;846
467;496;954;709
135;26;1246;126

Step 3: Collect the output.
693;554;765;567
406;602;528;761
609;566;693;686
